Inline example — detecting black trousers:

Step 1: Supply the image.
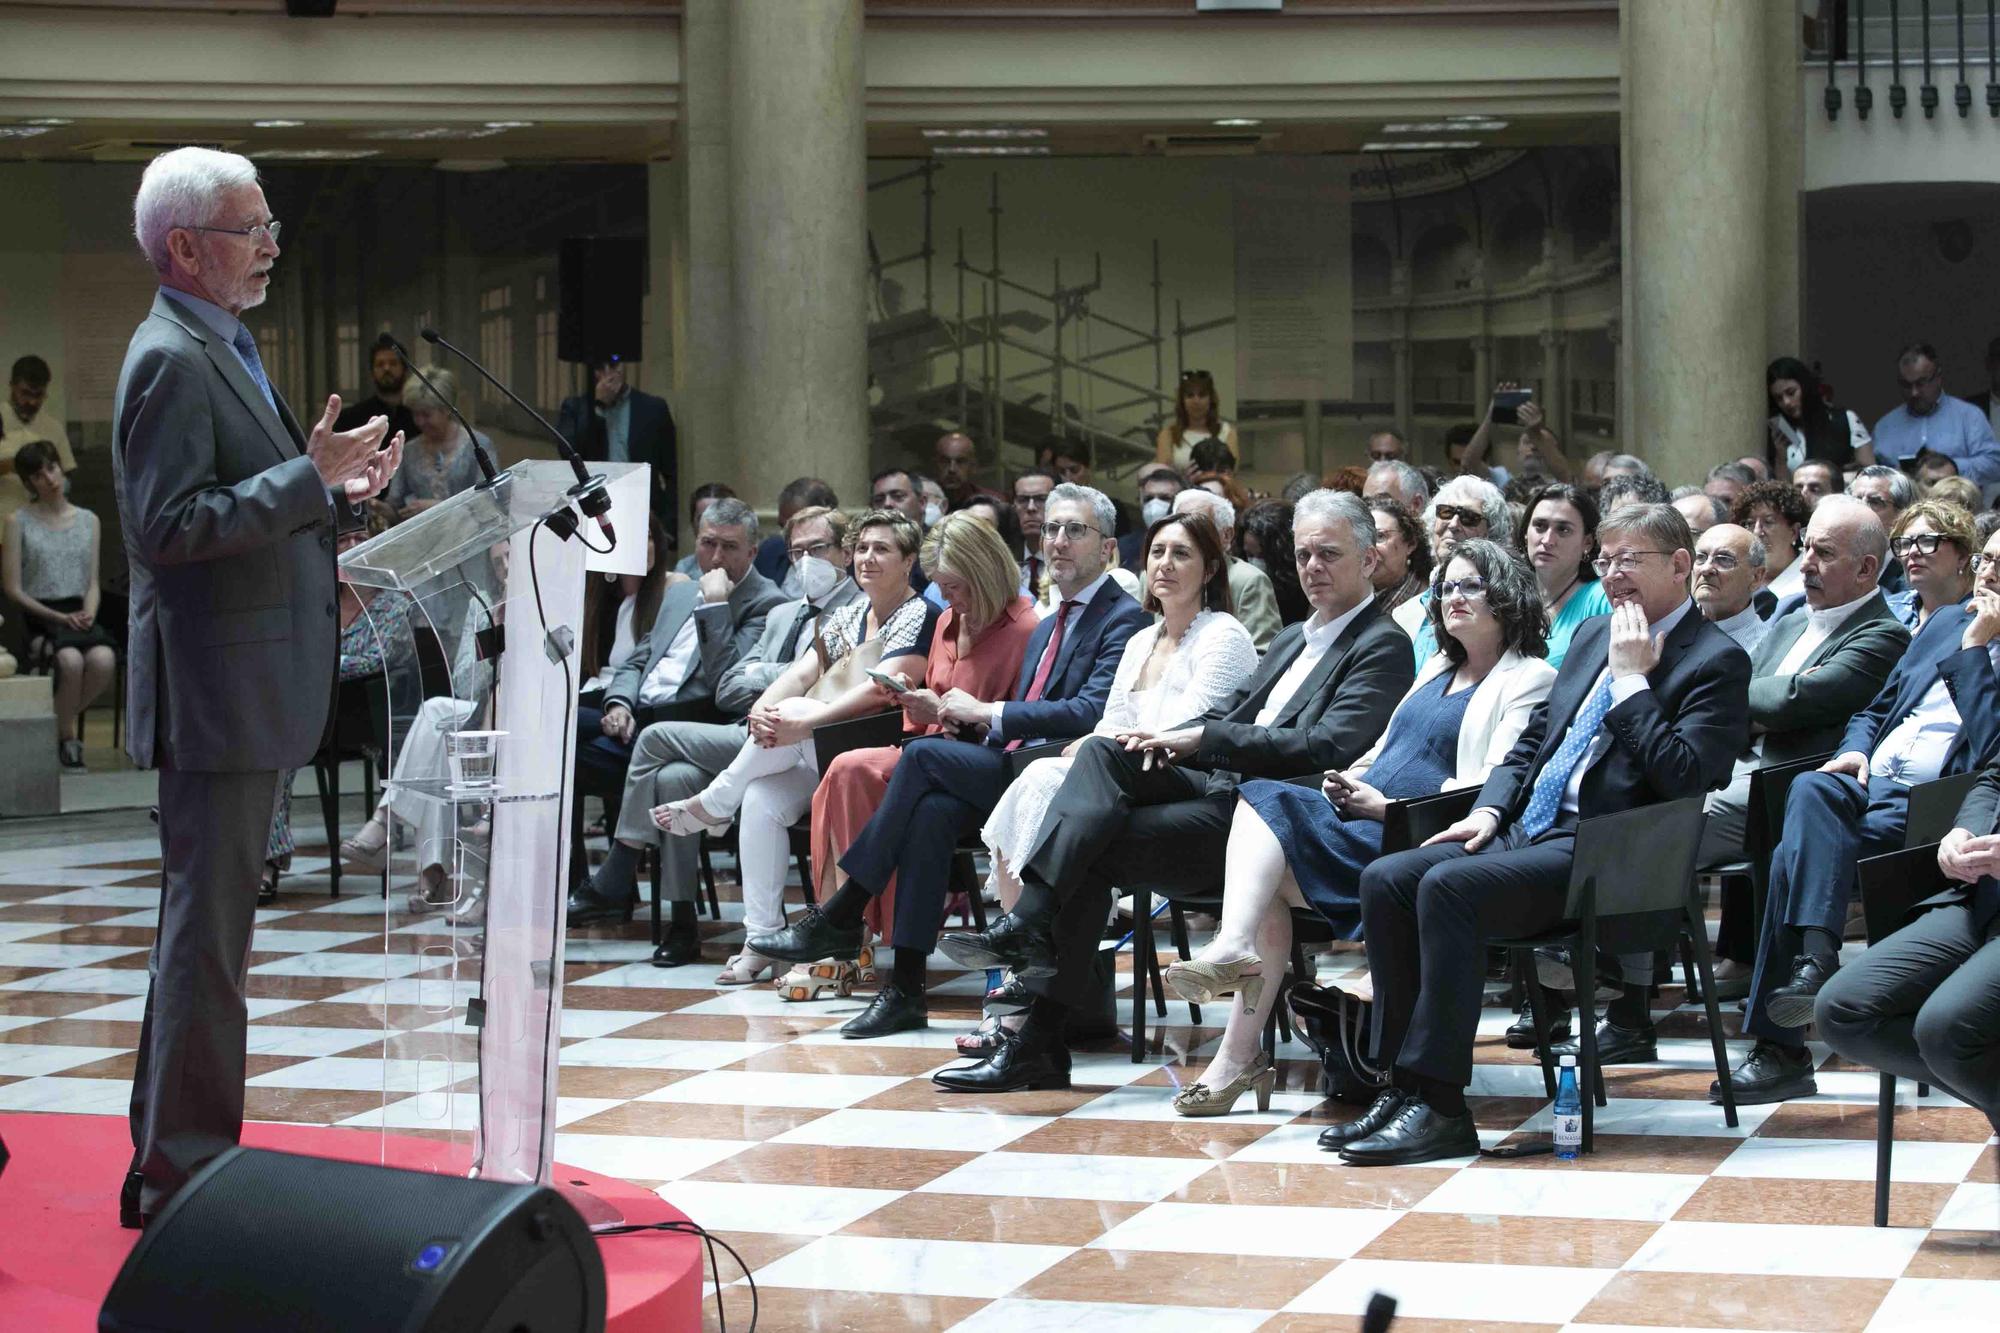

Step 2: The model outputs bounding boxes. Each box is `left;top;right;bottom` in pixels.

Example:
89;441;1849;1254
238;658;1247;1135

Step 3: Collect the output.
1020;737;1235;1009
1358;824;1576;1089
1816;898;2000;1134
838;736;1004;952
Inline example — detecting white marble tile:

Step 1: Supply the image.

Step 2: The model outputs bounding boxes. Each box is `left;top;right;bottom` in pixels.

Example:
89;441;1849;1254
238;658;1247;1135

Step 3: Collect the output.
1512;1095;1777;1138
794;1021;980;1048
1226;1119;1503;1167
0;1076;134;1114
317;977;483;1008
947;1301;1272;1333
1063;1083;1320;1125
1285;1258;1616;1324
552;938;659;964
1933;1181;2000;1232
1467;1061;1569;1098
248;1056;469;1092
241;1026;384;1058
1625;1220;1926;1279
1713;1136;1987;1184
336;1092;621;1130
0;839;160;871
638;1069;905;1110
750;1234;1069;1298
672;987;876;1017
558;1037;776;1071
1866;1277;2000;1332
554;1008;656;1039
1093;1200;1399;1259
916;1151;1215;1204
653;1180;900;1236
0;922;68;944
569;961;713;991
0;942;147;968
0;1014;51;1033
310;895;404;916
1067;1052;1200;1090
1;966;154;995
0;873;157;893
0;1044;128;1076
1415;1167;1707;1222
770;1107;1050;1154
89;910;166;929
247;951;432;979
62;996;310;1022
239;929;376;954
550;1133;751;1184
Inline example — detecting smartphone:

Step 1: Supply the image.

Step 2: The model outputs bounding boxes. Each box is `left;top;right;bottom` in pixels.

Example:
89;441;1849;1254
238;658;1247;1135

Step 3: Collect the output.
1491;388;1533;426
867;668;910;694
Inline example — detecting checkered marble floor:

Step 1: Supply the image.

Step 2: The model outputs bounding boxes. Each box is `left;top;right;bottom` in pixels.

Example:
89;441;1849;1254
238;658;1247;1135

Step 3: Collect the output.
2;809;1997;1332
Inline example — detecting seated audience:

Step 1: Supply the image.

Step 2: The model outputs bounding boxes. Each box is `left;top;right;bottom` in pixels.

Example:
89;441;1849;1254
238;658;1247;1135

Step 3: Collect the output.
1458;381;1569;485
1165;539;1554;1118
1520;483;1613;668
932;490;1413;1094
1332;503;1747;1165
1817;755;2000;1138
750;477;838;592
1120;463;1185;571
380;366;489;523
1443;422;1508;490
1365;459;1431;517
1280;471;1320;502
919;475;948;528
1691;522;1772;656
1240;499;1310;625
1173;487;1281;651
1703;463;1757;514
1366;430;1407;463
1601;470;1672;514
1929;473;1982;515
673;482;738;575
1733;481;1809;617
1791;459;1840;508
1189;436;1238;478
1155;369;1235;470
3;440;116;769
1672;489;1729;537
1872;342;2000;488
1367;496;1432;618
1579;450;1619;489
1883;499;1975;632
1917;451;1960;489
1010;467;1058;595
1400;474;1511;661
1724;521;2000;1104
580;513;672;708
1736;455;1772;482
935;431;1000;510
1767;356;1873;475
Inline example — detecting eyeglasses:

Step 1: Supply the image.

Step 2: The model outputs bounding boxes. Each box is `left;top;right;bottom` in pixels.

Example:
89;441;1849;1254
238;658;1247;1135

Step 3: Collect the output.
183;220;282;246
1897;369;1940;392
1971;554;1999;574
1891;534;1949;557
1692;551;1742;572
787;540;836;562
1592;549;1672;576
1434;576;1490;601
1043;520;1101;543
1433;504;1486;527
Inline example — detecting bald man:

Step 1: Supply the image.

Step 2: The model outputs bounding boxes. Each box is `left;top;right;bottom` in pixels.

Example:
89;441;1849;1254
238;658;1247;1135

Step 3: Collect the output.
934;431;998;509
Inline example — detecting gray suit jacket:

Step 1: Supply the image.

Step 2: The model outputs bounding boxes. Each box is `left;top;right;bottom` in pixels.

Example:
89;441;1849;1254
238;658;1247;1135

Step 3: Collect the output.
1747;594;1910;768
606;565;785;712
112;291;343;772
712;578;863;718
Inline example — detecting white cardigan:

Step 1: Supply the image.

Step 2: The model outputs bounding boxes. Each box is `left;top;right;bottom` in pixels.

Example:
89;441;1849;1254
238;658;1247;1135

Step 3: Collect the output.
1347;648;1556;792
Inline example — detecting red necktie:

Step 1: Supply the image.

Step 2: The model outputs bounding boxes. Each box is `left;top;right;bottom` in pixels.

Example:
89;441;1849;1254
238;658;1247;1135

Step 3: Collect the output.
1007;599;1076;750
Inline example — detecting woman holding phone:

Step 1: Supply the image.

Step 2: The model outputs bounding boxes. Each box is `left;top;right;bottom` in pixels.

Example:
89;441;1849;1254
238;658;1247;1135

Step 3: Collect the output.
1161;539;1555;1117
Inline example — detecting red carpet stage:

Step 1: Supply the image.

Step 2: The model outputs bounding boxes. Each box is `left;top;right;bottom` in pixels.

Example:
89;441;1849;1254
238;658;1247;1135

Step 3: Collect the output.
0;1113;704;1331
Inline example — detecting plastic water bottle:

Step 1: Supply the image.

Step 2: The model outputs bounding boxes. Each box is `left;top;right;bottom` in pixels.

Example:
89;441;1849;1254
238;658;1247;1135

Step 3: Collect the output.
1553;1054;1583;1160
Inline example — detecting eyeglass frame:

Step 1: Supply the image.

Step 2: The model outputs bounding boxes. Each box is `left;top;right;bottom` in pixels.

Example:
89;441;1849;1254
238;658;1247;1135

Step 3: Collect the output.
1044;520;1102;544
1691;550;1744;572
1890;533;1952;558
1592;549;1674;576
1432;503;1488;527
1970;553;2000;574
182;220;282;246
1896;367;1941;393
786;539;837;562
1433;576;1491;601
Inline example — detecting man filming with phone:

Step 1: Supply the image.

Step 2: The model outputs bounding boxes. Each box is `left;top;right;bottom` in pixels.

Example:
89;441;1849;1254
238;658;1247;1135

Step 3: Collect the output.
1457;380;1572;485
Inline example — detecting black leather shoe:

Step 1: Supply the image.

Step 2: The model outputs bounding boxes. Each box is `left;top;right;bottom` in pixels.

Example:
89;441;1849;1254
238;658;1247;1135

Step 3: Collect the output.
932;1028;1071;1093
1764;954;1838;1030
1713;1038;1816;1105
1339;1098;1481;1167
119;1171;148;1230
1553;1018;1658;1066
1505;1001;1571;1051
842;984;929;1039
566;887;635;927
1317;1089;1408;1151
937;909;1057;978
747;907;863;964
650;931;700;968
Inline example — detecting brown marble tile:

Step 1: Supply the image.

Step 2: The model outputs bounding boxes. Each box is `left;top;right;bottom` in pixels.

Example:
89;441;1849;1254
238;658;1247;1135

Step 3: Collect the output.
559;987;717;1013
0;1018;143;1046
687;1143;974;1190
609;1012;843;1042
1258;1317;1557;1333
241;1087;388;1124
1466;1095;1549;1131
852;1078;1099;1117
724;1043;953;1078
243;975;372;1001
838;1192;1143;1246
1469;1133;1741;1174
0;905;135;928
700;1229;817;1278
1359;1212;1662;1268
25;925;160;948
1575;1271;1892;1332
1756;1099;1999;1143
1675;1176;1954;1229
707;1286;986;1333
1654;1008;1748;1041
1601;1065;1736;1100
248;1002;377;1028
1017;1249;1334;1308
0;991;132;1017
1172;1161;1445;1211
1970;1144;1998;1181
1904;1229;2000;1279
78;858;163;871
555;1065;692;1099
1130;1057;1322;1092
259;912;393;933
1005;1117;1270;1160
60;1051;309;1081
561;1100;827;1141
109;874;162;888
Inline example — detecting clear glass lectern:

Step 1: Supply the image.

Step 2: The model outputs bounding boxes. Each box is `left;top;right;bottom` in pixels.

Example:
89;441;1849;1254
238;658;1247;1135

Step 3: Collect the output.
337;459;648;1206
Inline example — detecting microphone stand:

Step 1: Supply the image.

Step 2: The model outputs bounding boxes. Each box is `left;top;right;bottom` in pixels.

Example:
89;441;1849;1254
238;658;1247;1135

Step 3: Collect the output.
386;336;501;488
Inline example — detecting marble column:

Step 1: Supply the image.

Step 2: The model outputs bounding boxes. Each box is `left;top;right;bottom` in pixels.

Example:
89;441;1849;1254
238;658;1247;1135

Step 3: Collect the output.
1621;0;1770;487
1391;338;1413;446
1471;335;1492;416
670;0;734;523
725;0;869;509
1541;328;1570;443
1763;0;1804;364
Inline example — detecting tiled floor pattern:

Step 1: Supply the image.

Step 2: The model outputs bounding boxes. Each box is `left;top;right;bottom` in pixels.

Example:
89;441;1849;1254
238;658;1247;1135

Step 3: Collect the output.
0;811;1995;1332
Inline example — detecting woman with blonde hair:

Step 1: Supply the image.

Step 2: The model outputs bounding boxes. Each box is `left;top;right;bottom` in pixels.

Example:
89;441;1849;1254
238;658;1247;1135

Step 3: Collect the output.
381;365;489;522
1154;369;1237;470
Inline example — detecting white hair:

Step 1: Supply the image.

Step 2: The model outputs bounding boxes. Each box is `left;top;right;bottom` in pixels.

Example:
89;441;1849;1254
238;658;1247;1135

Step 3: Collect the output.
134;147;260;274
1047;481;1116;539
1172;486;1235;535
1294;488;1377;553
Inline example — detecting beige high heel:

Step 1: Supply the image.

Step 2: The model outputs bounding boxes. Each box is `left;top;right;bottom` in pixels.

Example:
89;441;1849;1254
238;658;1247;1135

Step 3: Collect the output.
1173;1054;1277;1118
1164;956;1267;1015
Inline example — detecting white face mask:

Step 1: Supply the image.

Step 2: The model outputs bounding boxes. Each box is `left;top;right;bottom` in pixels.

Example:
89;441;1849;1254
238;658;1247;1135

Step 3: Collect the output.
1141;497;1172;527
796;555;843;603
923;501;944;528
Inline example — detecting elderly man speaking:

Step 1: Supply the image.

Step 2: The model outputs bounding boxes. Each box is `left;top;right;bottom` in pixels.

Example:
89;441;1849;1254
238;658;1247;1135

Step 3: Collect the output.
113;148;402;1226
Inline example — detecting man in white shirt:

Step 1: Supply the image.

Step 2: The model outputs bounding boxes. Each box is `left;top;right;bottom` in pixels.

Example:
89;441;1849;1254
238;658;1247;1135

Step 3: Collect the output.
1693;524;1772;655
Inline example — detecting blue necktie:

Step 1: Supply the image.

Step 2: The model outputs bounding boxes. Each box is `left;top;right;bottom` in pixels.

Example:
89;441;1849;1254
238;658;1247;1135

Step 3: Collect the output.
1517;676;1616;838
231;325;276;413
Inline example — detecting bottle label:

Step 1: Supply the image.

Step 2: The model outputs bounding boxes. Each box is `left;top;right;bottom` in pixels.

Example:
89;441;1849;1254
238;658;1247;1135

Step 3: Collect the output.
1553;1111;1583;1147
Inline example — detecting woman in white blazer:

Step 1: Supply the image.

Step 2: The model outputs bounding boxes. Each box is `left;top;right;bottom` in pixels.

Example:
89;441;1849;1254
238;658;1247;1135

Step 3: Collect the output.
1158;539;1556;1116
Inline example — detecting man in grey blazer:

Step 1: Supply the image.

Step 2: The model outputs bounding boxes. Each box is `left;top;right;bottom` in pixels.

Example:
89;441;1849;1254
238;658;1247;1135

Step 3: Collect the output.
568;506;859;963
113;149;404;1226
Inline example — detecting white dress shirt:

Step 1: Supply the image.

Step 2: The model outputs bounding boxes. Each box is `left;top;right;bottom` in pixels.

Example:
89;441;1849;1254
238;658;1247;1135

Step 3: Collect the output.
1748;590;1881;758
1868;640;2000;787
636;616;701;708
1253;593;1374;728
989;571;1112;742
1710;603;1771;657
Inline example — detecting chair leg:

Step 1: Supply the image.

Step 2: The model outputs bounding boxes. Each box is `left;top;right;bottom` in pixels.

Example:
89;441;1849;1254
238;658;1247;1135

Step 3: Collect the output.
313;761;340;898
966;852;989;932
1166;902;1199;1026
649;850;663;948
1130;888;1151;1063
1875;1071;1897;1228
697;833;717;920
1513;947;1559;1102
1575;934;1601;1153
1684;907;1739;1129
1917;1082;1930;1099
1678;934;1700;1002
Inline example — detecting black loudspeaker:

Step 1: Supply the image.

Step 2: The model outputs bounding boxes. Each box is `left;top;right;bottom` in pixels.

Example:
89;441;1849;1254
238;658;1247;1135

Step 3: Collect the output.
557;237;643;367
100;1147;606;1333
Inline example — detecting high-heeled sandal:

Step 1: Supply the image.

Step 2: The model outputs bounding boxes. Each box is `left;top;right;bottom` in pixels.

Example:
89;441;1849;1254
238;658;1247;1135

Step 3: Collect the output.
1164;956;1266;1015
955;1011;1024;1057
1172;1054;1277;1118
340;818;389;871
984;974;1031;1015
658;799;732;839
775;958;857;1002
715;950;779;986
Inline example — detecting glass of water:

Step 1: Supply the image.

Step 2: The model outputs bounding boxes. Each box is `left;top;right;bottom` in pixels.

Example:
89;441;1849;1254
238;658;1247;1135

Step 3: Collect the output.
446;730;506;793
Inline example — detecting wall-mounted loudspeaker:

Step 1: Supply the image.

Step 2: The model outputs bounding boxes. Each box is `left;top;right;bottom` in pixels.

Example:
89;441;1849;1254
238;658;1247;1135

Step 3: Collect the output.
558;237;644;367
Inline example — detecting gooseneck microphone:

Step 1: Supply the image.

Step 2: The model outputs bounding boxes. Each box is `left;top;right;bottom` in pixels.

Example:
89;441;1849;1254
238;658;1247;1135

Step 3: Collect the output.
386;335;500;486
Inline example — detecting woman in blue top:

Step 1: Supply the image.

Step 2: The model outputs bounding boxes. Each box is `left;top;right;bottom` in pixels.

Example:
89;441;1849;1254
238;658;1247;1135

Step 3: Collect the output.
1520;482;1611;669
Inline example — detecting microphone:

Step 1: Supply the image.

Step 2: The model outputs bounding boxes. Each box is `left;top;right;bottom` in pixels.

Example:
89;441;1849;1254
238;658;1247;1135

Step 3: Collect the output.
419;326;614;544
386;336;500;486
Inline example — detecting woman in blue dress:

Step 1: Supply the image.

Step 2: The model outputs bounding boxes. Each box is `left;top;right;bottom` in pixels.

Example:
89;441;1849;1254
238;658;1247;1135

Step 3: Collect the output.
1520;482;1611;668
1163;539;1557;1117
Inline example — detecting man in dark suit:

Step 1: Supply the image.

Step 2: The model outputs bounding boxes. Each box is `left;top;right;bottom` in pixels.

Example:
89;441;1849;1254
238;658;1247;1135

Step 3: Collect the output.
744;483;1151;1038
112;148;404;1225
1726;526;2000;1104
1817;757;2000;1136
1333;504;1750;1166
557;355;679;541
332;332;417;444
934;489;1414;1092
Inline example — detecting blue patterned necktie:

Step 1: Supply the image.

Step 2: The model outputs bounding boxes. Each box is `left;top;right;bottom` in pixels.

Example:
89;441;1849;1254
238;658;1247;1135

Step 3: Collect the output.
231;324;276;412
1516;676;1616;838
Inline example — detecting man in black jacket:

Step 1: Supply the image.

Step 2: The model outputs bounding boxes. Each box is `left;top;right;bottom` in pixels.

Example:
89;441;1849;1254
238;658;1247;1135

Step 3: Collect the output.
557;355;678;540
936;489;1414;1092
1333;503;1751;1166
